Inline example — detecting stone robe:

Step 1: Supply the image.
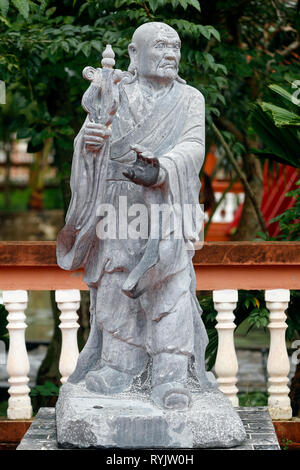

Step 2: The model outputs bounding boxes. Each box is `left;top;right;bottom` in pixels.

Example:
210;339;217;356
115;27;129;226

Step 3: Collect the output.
57;77;210;387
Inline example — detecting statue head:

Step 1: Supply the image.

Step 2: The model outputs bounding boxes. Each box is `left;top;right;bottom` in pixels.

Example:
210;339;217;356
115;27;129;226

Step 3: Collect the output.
128;22;182;84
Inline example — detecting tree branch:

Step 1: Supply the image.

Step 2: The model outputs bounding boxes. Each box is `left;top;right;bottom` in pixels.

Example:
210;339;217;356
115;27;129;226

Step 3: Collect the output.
142;2;152;19
280;39;300;57
212;122;268;235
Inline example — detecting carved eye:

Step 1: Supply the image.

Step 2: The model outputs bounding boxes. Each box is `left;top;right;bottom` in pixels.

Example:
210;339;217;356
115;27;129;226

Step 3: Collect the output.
155;42;166;49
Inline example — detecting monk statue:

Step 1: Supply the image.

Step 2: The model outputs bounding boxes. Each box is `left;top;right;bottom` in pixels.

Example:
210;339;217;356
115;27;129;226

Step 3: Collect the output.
57;21;212;411
56;21;246;449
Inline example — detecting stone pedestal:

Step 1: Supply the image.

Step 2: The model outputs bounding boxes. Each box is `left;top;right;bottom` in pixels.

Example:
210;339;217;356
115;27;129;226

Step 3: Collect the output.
55;382;246;449
17;405;281;450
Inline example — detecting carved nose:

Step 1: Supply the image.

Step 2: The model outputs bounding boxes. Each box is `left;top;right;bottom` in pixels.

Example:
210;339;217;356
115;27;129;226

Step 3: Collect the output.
165;51;176;60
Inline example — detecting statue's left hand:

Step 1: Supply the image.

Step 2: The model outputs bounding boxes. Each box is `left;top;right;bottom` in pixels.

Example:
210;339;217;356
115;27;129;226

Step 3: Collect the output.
122;145;160;187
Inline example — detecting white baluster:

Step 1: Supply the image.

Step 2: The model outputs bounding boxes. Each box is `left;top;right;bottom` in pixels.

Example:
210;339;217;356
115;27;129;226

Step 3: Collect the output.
3;290;32;419
265;289;292;420
213;289;239;406
55;290;80;384
212;192;223;222
225;193;237;223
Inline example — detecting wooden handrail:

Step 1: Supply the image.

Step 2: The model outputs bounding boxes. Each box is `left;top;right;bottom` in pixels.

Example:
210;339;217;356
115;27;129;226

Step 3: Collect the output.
0;241;299;291
0;241;299;266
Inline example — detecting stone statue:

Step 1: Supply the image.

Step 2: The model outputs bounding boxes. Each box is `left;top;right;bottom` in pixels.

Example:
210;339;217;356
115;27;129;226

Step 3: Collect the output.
56;22;246;448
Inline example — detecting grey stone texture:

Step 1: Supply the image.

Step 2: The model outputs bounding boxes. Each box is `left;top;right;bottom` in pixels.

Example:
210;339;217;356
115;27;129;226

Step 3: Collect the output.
17;406;280;450
56;22;210;410
55;21;248;447
55;382;246;449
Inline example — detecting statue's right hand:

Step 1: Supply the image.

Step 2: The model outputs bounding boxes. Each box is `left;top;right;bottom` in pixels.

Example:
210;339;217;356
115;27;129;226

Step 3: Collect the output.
84;122;111;152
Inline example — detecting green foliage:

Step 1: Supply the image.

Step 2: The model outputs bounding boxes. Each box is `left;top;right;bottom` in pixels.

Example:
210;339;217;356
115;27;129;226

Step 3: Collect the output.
0;188;32;211
0;400;8;416
0;0;228;202
286;290;300;342
244;295;269;330
200;289;300;370
255;180;300;242
0;0;299;215
0;304;8;344
0;0;30;19
238;391;268;407
251;83;300;168
199;295;218;370
200;290;269;370
30;380;60;397
270;181;300;241
281;438;293;451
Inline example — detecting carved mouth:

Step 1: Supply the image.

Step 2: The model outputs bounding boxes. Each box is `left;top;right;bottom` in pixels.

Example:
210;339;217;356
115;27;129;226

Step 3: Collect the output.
159;62;177;69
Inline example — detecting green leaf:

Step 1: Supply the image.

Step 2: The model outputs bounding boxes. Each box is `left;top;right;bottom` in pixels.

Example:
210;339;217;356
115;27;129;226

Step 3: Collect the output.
207;25;220;41
78;41;91;57
0;0;9;17
61;41;70;53
269;84;300;108
202;52;214;68
11;0;29;18
261;102;300;127
81;24;92;33
78;2;88;16
198;25;210;40
251;103;300;167
91;39;102;52
187;0;201;11
0;13;10;25
45;6;56;16
148;0;159;12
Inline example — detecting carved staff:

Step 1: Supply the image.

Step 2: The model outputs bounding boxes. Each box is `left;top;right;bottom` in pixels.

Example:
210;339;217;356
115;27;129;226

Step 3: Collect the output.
76;45;125;229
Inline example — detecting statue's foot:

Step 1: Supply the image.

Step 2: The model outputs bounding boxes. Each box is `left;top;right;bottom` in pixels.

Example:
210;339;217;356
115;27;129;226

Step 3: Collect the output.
85;366;134;394
151;382;191;410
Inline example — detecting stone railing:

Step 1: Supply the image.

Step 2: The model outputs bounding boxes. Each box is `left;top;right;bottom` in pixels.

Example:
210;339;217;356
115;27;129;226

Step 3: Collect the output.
0;241;299;421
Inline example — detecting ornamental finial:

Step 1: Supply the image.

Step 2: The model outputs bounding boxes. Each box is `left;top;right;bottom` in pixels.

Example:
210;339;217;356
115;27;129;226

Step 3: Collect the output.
101;44;115;69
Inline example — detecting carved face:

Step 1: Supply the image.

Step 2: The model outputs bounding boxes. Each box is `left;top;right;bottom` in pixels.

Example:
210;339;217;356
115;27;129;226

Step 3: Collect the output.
130;24;181;83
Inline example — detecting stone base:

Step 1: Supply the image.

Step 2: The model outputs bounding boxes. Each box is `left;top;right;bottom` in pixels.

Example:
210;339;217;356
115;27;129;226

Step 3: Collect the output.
7;405;33;420
268;406;292;420
17;406;280;450
55;382;247;449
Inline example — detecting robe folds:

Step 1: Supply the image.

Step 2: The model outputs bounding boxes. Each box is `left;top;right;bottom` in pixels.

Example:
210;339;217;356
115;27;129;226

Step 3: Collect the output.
57;78;211;387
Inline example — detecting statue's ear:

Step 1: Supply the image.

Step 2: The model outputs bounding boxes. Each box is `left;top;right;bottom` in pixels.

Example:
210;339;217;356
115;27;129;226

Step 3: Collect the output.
128;43;137;59
128;43;137;74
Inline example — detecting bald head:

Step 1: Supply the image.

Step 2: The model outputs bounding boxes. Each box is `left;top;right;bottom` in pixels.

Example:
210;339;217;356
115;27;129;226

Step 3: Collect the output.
131;22;180;48
128;22;181;85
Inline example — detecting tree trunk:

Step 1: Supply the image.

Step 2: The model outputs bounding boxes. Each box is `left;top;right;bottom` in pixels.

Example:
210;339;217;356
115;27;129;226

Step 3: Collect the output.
231;153;264;240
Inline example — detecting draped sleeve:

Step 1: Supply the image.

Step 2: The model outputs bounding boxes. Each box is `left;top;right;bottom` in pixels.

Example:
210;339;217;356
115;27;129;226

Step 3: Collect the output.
159;87;205;246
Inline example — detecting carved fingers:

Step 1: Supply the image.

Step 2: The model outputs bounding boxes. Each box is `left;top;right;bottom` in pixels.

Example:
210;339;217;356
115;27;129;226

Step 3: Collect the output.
84;122;111;152
123;145;160;187
131;145;159;168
